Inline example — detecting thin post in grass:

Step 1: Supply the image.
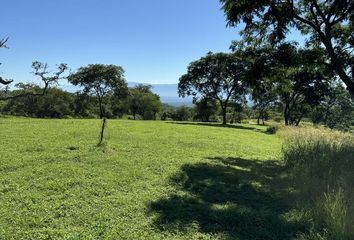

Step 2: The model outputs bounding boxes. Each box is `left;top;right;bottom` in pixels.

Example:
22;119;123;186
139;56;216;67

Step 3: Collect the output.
98;117;107;146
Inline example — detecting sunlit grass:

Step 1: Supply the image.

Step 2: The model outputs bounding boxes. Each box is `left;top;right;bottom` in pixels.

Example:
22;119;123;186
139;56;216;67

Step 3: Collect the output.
1;118;351;239
0;118;282;239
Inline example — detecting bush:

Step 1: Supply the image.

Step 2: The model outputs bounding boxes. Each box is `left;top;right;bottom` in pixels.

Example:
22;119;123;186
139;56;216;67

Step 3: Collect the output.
266;125;280;134
283;128;354;239
273;116;283;123
170;106;193;121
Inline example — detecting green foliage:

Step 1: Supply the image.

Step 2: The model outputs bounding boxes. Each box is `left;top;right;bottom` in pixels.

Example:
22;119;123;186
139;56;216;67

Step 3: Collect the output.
233;42;333;126
266;125;280;134
169;106;194;121
1;88;102;119
194;97;219;122
0;84;164;120
68;64;128;118
220;0;354;95
283;128;354;239
2;87;74;118
312;84;354;131
72;92;98;118
178;52;246;124
126;84;162;120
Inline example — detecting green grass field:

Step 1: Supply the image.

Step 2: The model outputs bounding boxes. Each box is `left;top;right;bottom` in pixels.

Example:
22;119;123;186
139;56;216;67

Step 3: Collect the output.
0;118;308;239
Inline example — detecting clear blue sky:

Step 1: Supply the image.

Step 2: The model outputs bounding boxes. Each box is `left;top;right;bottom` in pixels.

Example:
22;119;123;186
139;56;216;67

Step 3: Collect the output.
1;0;242;86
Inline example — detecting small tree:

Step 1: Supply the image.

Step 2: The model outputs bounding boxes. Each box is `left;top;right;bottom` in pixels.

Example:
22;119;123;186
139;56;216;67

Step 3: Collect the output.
126;84;161;120
1;61;68;100
0;38;68;99
68;64;128;119
178;52;246;125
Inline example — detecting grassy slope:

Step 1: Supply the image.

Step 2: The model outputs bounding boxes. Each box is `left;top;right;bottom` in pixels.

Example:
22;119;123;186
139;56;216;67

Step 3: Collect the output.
0;118;302;239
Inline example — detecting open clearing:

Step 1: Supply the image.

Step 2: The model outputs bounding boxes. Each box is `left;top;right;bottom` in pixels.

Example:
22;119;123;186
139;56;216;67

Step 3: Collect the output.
0;118;306;239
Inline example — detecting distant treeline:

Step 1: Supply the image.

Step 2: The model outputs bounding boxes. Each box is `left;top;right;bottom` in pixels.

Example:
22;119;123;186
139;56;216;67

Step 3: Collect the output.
1;83;353;132
0;85;220;122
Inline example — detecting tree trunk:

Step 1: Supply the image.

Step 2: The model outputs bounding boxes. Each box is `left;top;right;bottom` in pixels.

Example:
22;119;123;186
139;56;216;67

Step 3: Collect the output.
257;114;261;125
98;97;104;119
295;115;303;126
322;36;354;96
257;108;265;125
284;105;290;126
324;105;331;125
98;117;107;146
99;104;103;119
222;107;227;125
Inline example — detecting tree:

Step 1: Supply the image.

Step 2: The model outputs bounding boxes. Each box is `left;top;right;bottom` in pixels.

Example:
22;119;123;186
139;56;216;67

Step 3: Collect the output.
178;52;246;125
312;83;354;130
275;45;332;125
72;93;97;118
220;0;354;96
194;97;219;122
252;82;278;125
68;64;128;119
126;84;162;120
238;42;332;126
233;43;279;125
170;106;193;121
142;93;161;120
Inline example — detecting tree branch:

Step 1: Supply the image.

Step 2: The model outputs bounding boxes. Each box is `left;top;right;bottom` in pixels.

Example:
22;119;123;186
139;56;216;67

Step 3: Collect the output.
0;61;68;101
0;77;13;85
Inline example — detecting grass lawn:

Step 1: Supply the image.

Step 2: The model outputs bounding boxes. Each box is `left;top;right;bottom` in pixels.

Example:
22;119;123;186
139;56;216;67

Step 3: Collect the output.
0;118;305;239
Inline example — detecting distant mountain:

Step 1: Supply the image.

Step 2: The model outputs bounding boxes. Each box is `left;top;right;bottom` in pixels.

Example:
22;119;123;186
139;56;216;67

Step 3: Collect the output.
59;82;193;106
128;82;193;106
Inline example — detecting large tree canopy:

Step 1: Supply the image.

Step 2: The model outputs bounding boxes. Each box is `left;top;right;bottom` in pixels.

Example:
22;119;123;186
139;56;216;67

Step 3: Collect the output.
235;41;333;125
178;52;246;124
220;0;354;95
68;64;128;119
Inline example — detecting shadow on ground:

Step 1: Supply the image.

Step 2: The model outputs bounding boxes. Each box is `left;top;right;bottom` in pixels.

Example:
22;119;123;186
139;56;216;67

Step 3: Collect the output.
149;157;307;239
166;122;266;133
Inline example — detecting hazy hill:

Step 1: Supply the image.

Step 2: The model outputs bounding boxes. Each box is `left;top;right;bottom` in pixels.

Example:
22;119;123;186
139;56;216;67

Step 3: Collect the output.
59;82;193;106
128;82;193;106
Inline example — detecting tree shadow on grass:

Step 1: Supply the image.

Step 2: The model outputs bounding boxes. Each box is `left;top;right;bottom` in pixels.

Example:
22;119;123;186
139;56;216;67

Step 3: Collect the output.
149;157;307;239
166;122;266;133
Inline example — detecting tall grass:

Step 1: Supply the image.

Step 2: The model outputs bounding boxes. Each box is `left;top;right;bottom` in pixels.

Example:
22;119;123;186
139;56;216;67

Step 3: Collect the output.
282;127;354;240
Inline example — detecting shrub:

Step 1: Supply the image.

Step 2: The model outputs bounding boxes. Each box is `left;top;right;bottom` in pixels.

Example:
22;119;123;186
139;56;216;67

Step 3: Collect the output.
266;125;280;134
283;128;354;239
273;116;283;123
